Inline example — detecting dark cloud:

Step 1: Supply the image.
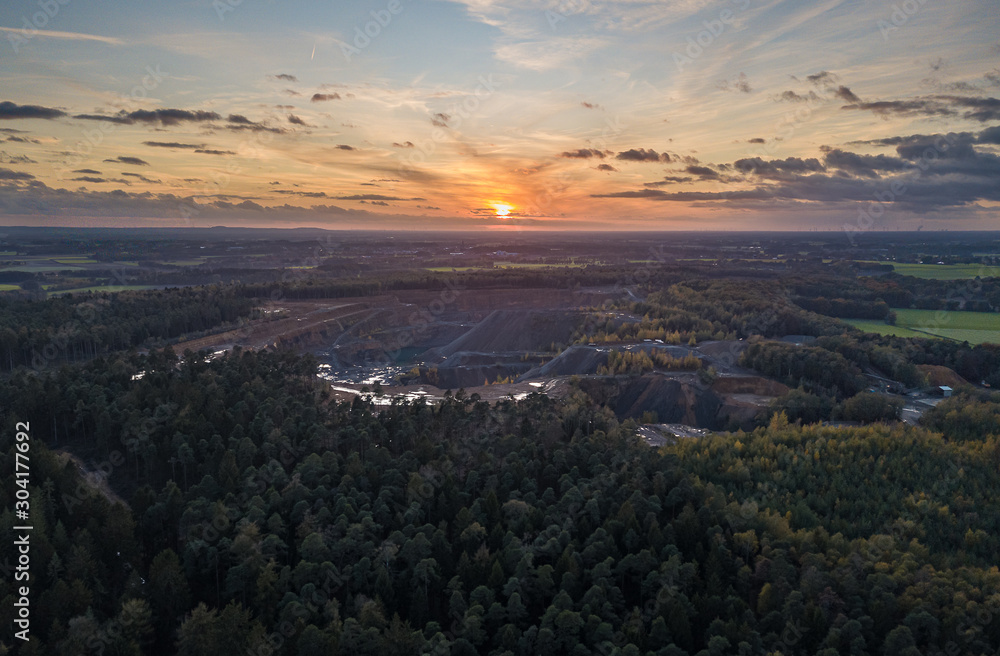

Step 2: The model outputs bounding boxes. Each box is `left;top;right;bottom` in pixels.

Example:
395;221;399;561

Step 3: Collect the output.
284;89;302;97
311;93;341;102
977;125;1000;144
71;176;107;183
561;148;608;159
5;135;40;144
778;90;820;103
596;164;618;172
287;114;307;126
839;94;1000;121
748;138;766;144
987;69;1000;88
718;72;752;93
685;165;719;179
734;157;826;178
643;176;691;187
834;86;862;103
274;190;329;198
75;108;221;126
195;149;236;155
143;141;203;149
271;73;298;82
335;144;355;151
822;149;910;177
616;148;670;163
392;141;415;148
581;101;601;109
73;168;101;174
431;113;450;128
1;152;36;164
336;194;423;201
937;95;1000;122
121;172;161;183
224;115;285;133
0;101;67;120
807;71;838;85
0;167;34;180
103;156;150;166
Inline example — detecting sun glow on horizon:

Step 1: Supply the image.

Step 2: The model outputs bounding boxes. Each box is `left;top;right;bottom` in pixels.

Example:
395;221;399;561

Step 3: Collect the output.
493;202;513;217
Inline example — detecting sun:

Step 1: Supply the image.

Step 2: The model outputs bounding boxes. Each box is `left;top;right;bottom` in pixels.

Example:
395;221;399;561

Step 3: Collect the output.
494;203;513;217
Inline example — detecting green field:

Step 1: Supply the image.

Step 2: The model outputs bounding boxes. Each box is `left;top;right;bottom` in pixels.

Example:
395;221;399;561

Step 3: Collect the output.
0;284;21;291
52;257;98;264
0;264;87;272
863;262;1000;280
845;308;1000;345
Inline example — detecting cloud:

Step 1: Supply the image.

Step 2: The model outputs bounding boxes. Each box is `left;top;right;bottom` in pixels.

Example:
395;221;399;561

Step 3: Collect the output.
0;152;36;164
336;194;423;201
287;114;307;126
807;71;838;85
121;172;161;183
311;93;341;102
616;148;670;163
335;144;355;151
643;176;691;186
778;90;820;103
71;176;107;183
225;114;285;133
143;141;203;149
4;135;40;143
75;108;221;126
195;149;236;155
748;138;766;144
73;168;102;174
840;94;1000;122
685;165;718;179
821;149;910;177
596;164;618;172
392;141;415;148
987;69;1000;88
734;156;826;178
561;148;609;159
581;101;601;109
431;113;451;128
717;73;752;94
103;156;150;166
0;26;123;45
0;167;34;180
271;73;298;82
834;86;862;103
0;101;67;120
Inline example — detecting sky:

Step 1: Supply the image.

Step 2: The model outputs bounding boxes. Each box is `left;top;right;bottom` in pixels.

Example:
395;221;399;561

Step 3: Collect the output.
0;0;998;231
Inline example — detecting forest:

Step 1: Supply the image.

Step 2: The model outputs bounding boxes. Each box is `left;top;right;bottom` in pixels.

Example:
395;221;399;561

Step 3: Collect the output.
1;345;998;655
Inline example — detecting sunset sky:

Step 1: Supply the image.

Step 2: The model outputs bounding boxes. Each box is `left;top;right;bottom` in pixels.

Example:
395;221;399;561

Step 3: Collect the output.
0;0;998;230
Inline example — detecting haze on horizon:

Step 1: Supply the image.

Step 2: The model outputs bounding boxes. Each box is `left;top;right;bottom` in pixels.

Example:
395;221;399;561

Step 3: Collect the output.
0;0;998;231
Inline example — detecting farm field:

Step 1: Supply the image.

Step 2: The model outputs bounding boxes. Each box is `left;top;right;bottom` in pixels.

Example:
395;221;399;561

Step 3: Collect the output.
846;308;1000;345
865;262;1000;279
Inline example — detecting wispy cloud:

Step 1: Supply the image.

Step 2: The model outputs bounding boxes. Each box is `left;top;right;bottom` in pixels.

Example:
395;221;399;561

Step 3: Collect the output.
0;26;123;45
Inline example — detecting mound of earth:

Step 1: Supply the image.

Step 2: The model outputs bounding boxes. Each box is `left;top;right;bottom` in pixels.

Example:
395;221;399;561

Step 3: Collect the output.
437;310;582;356
917;364;968;388
612;374;723;427
518;345;609;379
711;375;789;396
